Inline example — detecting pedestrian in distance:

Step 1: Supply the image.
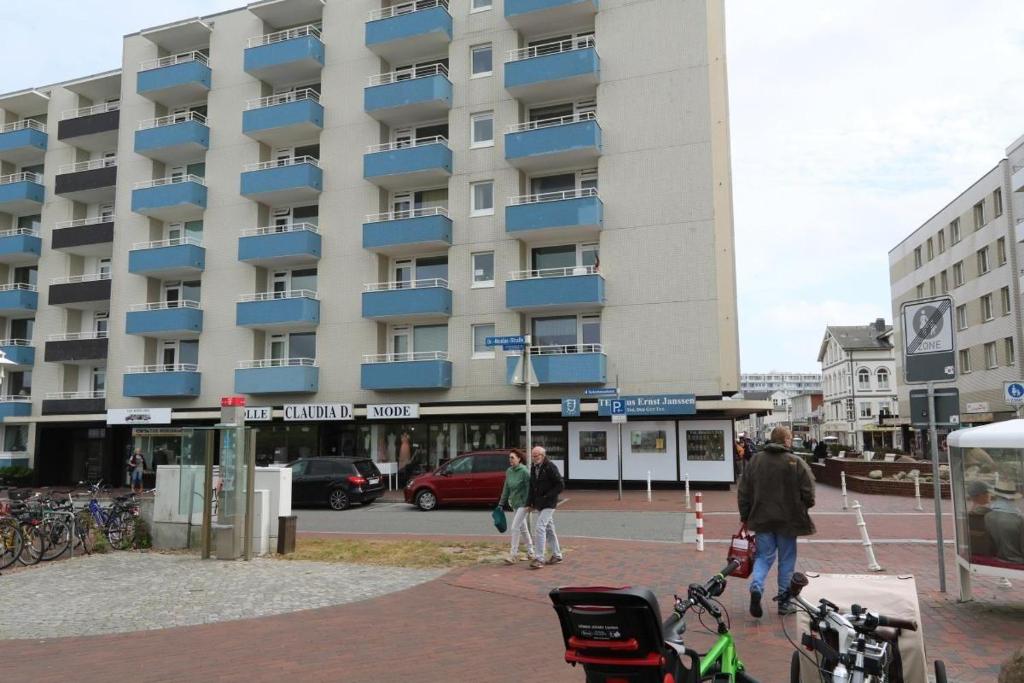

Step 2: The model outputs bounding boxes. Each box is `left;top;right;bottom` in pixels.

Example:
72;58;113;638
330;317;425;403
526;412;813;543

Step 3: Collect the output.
498;449;536;564
812;439;829;463
527;446;564;569
738;425;816;617
128;448;145;495
734;433;748;478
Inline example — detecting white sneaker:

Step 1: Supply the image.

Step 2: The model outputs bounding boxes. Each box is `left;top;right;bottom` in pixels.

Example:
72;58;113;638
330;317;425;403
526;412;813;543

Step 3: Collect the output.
503;554;517;565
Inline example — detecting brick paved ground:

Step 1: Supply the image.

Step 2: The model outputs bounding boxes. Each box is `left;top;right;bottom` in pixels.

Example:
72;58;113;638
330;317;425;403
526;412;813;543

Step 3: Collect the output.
3;487;1019;682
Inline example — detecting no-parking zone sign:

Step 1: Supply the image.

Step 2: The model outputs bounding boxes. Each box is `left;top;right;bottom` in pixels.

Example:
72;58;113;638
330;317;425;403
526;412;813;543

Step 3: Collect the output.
901;296;956;383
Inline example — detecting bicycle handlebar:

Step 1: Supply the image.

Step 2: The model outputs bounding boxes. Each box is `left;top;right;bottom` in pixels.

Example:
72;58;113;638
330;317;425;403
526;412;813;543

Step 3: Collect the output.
791;573;919;632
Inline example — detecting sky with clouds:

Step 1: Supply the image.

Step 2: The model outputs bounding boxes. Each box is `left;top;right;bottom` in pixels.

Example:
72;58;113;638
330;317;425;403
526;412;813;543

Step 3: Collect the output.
2;1;1022;374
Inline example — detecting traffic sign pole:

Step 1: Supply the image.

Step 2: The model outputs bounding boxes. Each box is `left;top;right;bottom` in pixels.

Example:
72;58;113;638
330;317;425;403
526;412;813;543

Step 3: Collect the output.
525;337;532;457
928;381;946;593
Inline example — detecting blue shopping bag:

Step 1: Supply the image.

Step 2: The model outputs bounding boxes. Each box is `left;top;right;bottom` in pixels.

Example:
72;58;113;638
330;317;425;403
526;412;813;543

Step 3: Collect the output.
491;506;507;533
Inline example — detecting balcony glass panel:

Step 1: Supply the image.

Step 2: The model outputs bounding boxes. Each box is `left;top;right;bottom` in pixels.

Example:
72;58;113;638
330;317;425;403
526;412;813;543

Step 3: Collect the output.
0;284;38;316
362;279;452;319
239;224;321;267
0;173;45;214
504;40;599;103
0;229;42;264
360;353;452;390
136;53;212;107
505;267;605;311
236;292;320;329
0;342;34;367
0;121;47;165
240;158;323;205
504;0;599;32
123;366;201;398
363;137;452;189
244;26;325;86
134;114;210;164
505;114;601;171
504;346;606;385
362;208;451;255
506;189;602;239
364;68;452;125
131;176;207;222
128;239;205;278
365;1;452;63
126;302;204;338
243;91;324;146
235;359;319;394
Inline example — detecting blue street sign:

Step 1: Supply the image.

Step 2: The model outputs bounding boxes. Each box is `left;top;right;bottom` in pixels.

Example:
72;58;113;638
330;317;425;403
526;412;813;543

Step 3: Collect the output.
1006;381;1024;405
610;399;626;415
485;335;526;348
584;387;619;397
561;398;581;417
598;394;697;417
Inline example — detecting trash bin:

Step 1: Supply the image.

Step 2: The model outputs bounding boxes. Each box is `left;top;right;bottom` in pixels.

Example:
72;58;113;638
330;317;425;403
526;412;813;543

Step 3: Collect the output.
277;515;297;554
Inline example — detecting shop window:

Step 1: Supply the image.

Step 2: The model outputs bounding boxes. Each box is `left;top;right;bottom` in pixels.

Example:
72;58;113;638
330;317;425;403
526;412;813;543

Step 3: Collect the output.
579;431;608;460
630;430;667;454
686;430;725;461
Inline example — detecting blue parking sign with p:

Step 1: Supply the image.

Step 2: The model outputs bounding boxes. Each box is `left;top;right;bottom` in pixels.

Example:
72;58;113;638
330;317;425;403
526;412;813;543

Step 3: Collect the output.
611;399;626;415
561;398;580;417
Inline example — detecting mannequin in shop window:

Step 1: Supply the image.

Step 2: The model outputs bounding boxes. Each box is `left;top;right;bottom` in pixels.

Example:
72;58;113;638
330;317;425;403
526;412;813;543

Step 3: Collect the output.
399;432;412;469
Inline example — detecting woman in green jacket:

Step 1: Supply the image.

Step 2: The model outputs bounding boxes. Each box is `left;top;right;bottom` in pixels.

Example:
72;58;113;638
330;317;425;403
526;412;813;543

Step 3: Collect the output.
499;449;535;564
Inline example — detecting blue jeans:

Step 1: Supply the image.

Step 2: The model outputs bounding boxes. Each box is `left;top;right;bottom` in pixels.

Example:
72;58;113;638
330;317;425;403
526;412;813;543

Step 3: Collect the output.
750;532;797;597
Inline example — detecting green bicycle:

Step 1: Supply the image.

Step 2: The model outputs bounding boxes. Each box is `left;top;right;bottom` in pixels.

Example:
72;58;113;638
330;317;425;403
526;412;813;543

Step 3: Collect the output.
551;558;758;682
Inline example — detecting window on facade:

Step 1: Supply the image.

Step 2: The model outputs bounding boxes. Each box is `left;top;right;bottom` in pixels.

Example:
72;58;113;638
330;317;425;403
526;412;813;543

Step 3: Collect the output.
926;238;934;261
928;277;936;296
471;44;493;77
16;214;40;232
470;180;494;216
471;251;494;288
937;230;945;254
959;348;971;373
9;317;33;341
1002;286;1012;316
391;324;448;357
391;189;447;216
3;425;28;451
950;218;961;243
876;368;889;389
857;368;870;390
531;314;600;350
1006;337;1016;366
531;243;598;275
913;246;922;269
977;247;990;274
953;261;964;286
956;304;968;330
269;332;316;362
470;111;494;148
393;255;448;287
271;268;317;297
162;339;198;369
916;284;924;298
859;402;872;418
985;342;998;369
973;201;985;230
940;270;948;294
994;187;1003;217
997;237;1007;266
981;294;993;321
472;324;495;359
470;0;492;11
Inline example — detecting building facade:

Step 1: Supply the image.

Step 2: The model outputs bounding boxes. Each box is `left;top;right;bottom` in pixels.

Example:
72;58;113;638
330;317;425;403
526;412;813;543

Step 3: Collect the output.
888;146;1023;427
739;372;821;396
817;320;899;450
0;0;747;486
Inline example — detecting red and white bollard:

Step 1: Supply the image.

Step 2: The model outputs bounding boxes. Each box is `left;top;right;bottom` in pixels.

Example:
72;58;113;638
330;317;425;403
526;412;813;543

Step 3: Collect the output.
695;491;704;552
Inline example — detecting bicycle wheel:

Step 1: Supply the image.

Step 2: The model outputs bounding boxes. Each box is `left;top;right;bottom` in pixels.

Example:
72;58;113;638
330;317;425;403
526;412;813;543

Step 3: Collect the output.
40;518;72;561
106;513;136;550
72;509;94;554
17;523;45;566
934;660;947;683
0;518;24;570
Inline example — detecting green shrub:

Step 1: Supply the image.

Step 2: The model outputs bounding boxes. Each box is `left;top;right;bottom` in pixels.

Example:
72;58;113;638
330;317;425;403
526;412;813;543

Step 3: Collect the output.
0;466;33;486
132;517;152;550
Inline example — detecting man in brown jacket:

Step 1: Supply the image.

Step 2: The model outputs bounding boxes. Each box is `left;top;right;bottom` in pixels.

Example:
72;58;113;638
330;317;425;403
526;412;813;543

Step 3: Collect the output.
738;425;816;617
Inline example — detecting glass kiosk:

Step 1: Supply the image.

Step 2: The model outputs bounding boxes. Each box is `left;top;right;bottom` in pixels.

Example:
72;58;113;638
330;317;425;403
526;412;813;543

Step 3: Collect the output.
947;419;1024;601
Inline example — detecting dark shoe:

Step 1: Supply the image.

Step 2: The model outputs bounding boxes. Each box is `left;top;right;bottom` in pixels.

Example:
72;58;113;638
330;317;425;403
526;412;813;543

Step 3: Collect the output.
547;555;563;565
749;590;763;618
776;591;797;616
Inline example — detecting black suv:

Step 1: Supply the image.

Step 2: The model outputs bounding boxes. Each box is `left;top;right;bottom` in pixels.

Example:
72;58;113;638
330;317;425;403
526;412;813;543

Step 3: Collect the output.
288;457;385;510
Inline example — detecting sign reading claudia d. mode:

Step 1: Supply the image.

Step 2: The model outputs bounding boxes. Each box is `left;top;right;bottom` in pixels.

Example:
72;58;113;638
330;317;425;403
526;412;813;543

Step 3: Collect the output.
597;394;696;417
106;408;172;425
367;404;419;419
244;407;272;421
284;403;354;421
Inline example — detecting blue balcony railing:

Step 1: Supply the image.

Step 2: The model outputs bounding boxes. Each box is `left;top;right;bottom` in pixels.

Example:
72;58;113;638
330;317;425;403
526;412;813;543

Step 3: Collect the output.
240;157;322;205
0;342;34;367
136;53;212;107
506;267;605;311
125;302;204;338
0;229;42;264
505;346;606;385
238;224;321;267
244;26;324;86
0;397;32;420
128;239;205;278
0;285;38;316
505;113;601;170
134;113;210;164
234;359;319;394
506;189;603;239
243;90;323;146
0;120;47;164
504;0;598;30
365;1;452;63
363;208;452;255
131;176;207;222
0;173;45;214
364;67;452;125
362;279;452;320
236;291;320;329
505;40;599;103
123;365;201;398
364;137;452;189
361;352;452;390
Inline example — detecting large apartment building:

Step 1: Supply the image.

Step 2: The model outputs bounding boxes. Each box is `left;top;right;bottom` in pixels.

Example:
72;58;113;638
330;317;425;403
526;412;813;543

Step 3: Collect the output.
739;372;822;396
0;0;744;487
888;139;1024;427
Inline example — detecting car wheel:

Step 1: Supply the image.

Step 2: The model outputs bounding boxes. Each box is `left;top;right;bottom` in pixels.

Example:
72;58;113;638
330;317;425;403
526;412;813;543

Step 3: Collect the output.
415;489;437;511
328;489;350;511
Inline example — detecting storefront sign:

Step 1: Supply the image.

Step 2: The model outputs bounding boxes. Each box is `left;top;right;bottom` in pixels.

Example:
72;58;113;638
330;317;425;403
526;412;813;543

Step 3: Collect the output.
964;401;990;414
367;404;419;419
245;407;272;421
561;398;581;417
597;394;697;417
106;408;172;425
284;403;353;421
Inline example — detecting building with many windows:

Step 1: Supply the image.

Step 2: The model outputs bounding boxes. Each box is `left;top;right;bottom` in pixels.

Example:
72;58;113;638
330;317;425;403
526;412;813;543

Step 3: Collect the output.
817;320;899;450
888;139;1023;427
0;0;749;486
739;372;821;396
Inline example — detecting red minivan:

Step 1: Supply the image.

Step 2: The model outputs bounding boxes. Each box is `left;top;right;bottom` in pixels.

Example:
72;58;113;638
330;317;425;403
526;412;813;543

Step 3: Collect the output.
403;450;512;511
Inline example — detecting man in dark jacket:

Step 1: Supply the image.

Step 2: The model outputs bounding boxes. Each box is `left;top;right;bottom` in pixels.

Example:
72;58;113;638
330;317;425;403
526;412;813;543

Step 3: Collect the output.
527;446;564;569
812;439;829;463
738;426;816;617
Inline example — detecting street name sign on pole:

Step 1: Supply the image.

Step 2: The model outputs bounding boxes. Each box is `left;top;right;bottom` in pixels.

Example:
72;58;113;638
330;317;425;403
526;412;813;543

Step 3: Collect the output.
585;387;619;397
900;295;957;593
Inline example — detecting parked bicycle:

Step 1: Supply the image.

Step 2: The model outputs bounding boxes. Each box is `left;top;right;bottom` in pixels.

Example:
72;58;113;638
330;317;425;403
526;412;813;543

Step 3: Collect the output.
76;481;140;551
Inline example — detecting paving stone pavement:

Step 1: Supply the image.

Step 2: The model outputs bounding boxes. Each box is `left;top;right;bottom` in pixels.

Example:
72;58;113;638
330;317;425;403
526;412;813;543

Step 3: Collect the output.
0;552;444;640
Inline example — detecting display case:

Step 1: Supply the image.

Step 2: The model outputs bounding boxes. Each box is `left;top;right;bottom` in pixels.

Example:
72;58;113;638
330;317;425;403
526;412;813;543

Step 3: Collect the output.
947;419;1024;601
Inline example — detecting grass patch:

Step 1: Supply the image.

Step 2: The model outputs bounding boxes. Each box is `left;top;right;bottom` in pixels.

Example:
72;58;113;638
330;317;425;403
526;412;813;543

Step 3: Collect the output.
279;538;510;568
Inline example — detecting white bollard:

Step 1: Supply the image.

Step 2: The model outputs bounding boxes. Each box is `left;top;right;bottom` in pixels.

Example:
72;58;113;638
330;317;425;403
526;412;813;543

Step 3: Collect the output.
914;473;923;511
852;500;883;572
684;473;691;510
841;471;849;510
998;577;1013;590
695;492;704;552
647;470;652;503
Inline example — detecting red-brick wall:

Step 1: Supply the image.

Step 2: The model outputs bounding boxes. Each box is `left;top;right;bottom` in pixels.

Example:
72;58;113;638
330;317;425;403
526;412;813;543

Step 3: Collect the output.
810;458;949;499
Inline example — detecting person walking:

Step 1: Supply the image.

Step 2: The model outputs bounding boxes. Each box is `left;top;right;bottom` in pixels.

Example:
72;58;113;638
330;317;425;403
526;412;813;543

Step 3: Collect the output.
734;433;748;478
738;425;816;617
128;448;146;495
498;449;535;564
527;446;563;569
812;439;829;463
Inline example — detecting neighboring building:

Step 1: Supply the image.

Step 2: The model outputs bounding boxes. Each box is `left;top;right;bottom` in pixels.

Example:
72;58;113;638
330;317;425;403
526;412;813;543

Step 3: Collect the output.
817;320;899;450
0;0;748;486
734;389;802;442
790;391;824;440
888;140;1023;428
739;372;821;395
